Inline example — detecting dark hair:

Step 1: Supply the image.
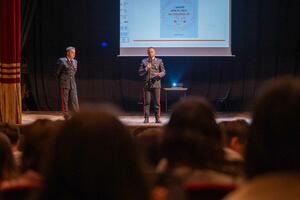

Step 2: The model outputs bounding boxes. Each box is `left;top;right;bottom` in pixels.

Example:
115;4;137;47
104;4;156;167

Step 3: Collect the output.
131;126;149;137
246;77;300;178
219;120;249;147
147;47;155;52
0;133;17;181
38;108;150;200
20;119;61;174
0;123;19;145
135;128;163;167
162;97;224;170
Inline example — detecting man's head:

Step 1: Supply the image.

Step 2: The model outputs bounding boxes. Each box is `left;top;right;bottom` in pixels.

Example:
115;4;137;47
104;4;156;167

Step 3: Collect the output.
162;97;224;169
147;47;156;58
0;123;19;147
219;120;249;156
66;46;76;60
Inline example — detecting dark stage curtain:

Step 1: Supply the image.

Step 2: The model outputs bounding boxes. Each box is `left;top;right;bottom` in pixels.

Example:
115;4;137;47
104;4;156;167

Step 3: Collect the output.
0;0;22;123
22;0;300;112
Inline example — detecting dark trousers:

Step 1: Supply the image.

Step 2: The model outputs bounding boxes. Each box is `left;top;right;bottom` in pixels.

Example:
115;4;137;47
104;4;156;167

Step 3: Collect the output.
143;88;161;118
61;87;79;113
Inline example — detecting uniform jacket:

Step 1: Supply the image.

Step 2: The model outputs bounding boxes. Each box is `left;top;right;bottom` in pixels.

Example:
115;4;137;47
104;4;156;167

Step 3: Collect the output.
56;57;78;89
139;57;166;88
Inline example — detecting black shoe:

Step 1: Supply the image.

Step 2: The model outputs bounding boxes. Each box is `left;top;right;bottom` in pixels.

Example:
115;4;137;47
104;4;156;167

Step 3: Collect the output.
63;113;71;120
144;118;149;124
155;118;162;123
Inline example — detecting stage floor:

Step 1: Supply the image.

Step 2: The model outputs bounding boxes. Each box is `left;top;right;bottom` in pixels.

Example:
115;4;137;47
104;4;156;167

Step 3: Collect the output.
22;111;251;126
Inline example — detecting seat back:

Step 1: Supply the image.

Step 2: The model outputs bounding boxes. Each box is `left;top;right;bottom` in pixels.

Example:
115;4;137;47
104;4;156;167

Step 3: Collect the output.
0;182;41;200
184;183;237;200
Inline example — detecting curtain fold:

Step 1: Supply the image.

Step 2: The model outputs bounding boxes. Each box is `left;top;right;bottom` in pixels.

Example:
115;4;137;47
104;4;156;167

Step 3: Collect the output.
21;0;38;51
0;0;22;124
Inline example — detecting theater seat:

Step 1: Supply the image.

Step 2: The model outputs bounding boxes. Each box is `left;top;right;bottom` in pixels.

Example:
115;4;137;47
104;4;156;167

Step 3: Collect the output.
0;181;41;200
184;183;237;200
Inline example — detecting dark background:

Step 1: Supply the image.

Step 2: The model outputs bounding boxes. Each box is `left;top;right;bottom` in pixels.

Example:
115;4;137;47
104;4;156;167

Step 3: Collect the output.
21;0;300;112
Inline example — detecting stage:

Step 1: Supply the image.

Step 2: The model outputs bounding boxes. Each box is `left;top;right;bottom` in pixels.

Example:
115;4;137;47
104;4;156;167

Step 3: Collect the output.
22;111;251;126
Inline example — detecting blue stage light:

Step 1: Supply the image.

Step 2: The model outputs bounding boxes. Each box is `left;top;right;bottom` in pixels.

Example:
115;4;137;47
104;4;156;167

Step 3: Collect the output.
100;42;108;48
172;82;177;87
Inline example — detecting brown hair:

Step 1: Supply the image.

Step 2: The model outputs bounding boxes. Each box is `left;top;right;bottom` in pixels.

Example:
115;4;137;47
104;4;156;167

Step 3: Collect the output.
20;119;61;174
162;97;224;170
219;120;249;147
38;108;150;200
0;133;17;181
0;123;19;145
246;77;300;178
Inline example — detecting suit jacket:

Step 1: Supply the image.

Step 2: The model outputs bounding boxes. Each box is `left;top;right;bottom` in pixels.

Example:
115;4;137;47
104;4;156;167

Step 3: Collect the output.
56;57;78;89
139;57;166;89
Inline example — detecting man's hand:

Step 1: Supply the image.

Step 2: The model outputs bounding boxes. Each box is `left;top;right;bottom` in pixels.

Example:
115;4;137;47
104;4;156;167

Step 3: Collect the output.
153;72;161;77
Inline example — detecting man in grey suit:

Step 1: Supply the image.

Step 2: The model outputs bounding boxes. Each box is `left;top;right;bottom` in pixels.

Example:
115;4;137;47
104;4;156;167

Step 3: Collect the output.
139;47;166;123
56;47;79;117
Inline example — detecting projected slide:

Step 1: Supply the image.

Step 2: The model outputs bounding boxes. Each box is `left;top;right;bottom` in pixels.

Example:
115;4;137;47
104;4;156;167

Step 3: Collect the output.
160;0;198;38
120;0;232;56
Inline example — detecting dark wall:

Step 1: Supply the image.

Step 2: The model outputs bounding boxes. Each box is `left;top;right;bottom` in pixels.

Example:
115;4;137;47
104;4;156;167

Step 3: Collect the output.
22;0;300;112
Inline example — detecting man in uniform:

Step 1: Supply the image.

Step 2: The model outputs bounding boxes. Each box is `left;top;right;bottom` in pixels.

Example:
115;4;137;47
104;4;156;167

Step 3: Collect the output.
139;47;166;123
56;46;79;118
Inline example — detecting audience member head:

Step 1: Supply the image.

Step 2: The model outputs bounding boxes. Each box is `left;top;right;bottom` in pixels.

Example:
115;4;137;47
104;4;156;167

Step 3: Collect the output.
162;97;224;170
20;119;61;174
246;77;300;178
0;123;20;149
219;120;249;156
132;126;149;137
38;107;150;200
135;128;163;168
0;133;17;181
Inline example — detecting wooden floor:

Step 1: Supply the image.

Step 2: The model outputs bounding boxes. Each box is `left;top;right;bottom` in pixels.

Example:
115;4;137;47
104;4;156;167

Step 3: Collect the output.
22;111;251;126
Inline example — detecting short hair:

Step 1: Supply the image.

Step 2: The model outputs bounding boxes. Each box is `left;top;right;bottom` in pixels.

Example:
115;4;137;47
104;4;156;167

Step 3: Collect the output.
219;120;249;147
66;46;76;52
246;76;300;179
147;47;155;52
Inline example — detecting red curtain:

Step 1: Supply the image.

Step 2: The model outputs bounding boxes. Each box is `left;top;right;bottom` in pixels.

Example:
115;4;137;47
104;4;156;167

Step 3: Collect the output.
0;0;22;123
